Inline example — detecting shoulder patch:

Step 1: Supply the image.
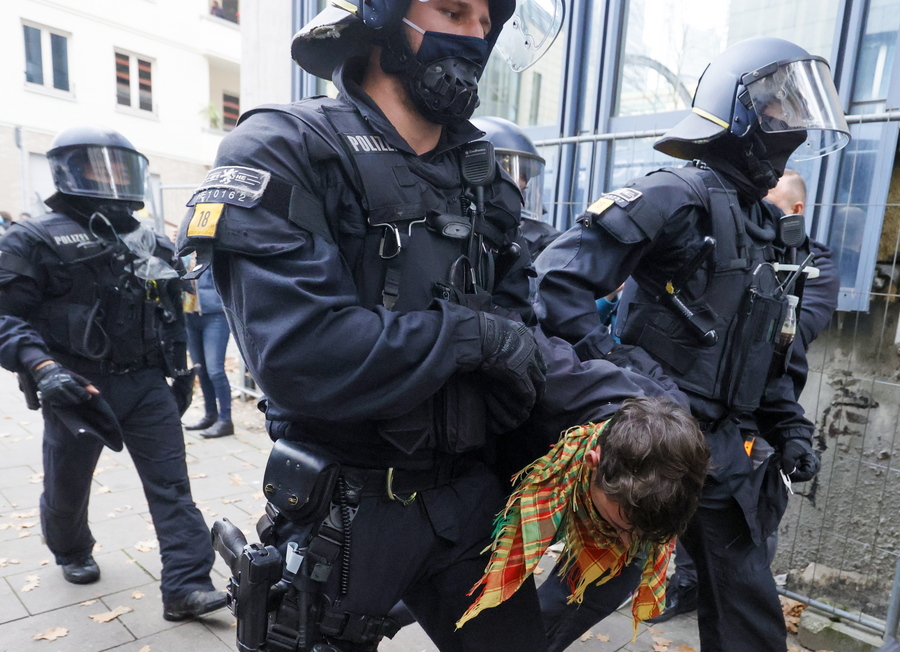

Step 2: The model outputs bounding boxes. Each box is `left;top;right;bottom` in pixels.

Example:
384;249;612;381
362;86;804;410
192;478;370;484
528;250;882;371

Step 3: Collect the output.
186;166;271;208
186;203;225;238
587;188;643;216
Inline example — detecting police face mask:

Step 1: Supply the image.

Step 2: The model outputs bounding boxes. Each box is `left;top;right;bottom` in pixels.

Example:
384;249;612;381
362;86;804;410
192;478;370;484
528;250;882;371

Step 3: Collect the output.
747;126;808;190
399;18;490;125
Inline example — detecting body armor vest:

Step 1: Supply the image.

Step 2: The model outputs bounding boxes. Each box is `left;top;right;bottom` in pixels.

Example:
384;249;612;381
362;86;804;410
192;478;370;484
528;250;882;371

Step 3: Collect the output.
240;100;523;462
19;213;176;375
617;165;789;414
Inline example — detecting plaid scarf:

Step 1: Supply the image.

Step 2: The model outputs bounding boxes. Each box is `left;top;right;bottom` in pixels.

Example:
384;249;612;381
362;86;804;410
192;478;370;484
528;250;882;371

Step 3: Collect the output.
456;421;675;635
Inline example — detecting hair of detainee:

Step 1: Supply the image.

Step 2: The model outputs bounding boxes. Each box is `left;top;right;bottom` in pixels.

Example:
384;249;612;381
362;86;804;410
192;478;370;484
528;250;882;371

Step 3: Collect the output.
781;169;807;207
594;396;709;545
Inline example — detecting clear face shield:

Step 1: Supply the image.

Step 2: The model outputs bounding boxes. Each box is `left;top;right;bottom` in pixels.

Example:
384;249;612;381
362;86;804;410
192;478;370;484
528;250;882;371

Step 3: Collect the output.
498;150;545;220
50;146;148;202
494;0;565;72
744;58;850;161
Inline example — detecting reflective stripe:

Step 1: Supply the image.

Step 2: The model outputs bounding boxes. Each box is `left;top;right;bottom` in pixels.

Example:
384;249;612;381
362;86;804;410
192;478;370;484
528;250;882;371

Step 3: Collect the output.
692;107;730;129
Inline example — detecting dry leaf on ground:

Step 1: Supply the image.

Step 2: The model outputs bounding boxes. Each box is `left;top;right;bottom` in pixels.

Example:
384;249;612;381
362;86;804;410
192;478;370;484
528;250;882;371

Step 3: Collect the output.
79;599;98;606
139;646;151;652
22;575;40;592
222;497;240;504
189;473;207;479
95;486;111;495
32;626;68;641
580;630;593;641
230;473;246;486
132;590;144;600
29;473;43;484
135;539;158;552
89;605;133;623
781;597;807;634
675;646;697;652
596;633;611;642
533;566;544;575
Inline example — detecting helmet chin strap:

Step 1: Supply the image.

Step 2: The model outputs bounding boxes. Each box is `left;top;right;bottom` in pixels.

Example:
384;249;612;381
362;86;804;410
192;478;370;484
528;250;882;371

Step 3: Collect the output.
744;134;781;190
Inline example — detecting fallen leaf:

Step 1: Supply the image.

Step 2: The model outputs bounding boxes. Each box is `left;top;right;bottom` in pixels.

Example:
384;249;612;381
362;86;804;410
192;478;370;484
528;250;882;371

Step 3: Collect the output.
189;473;208;479
653;636;673;645
79;599;99;606
580;631;593;641
40;559;49;566
675;646;698;652
22;575;40;592
18;532;30;538
229;473;246;486
251;491;264;500
93;543;103;552
32;626;68;641
29;473;43;484
653;645;669;652
11;509;38;519
533;566;544;575
0;524;9;530
139;646;151;652
15;521;36;529
107;513;117;519
132;590;144;600
89;605;133;623
597;633;611;642
95;486;111;495
221;498;240;504
135;539;158;553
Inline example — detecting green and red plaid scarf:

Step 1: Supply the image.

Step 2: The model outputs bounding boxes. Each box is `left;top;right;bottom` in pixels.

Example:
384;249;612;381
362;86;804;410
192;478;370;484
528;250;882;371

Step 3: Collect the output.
456;421;675;636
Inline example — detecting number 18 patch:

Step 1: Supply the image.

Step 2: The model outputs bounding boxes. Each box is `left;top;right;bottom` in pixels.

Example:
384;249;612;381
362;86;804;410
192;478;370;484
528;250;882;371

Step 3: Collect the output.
187;203;224;238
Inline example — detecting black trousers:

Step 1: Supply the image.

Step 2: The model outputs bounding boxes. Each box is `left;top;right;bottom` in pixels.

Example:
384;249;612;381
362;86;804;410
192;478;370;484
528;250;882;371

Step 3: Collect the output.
40;367;215;602
539;557;643;652
270;461;547;652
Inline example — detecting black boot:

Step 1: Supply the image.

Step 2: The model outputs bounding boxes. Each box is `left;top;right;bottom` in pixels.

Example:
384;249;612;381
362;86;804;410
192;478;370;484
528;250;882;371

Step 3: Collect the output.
163;589;227;621
184;413;217;430
200;419;234;439
645;578;698;623
61;555;101;584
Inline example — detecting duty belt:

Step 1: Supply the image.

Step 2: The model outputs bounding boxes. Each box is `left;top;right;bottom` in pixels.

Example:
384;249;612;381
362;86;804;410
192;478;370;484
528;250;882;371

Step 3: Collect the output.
341;454;480;505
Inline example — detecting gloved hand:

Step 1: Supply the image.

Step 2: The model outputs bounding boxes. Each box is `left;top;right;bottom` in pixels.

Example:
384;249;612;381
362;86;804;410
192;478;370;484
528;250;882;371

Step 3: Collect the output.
170;366;198;417
31;362;93;407
781;437;820;482
477;312;547;433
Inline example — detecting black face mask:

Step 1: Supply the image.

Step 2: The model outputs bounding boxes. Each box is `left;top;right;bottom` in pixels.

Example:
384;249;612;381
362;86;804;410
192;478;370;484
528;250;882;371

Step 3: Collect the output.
381;22;489;125
747;128;808;190
48;193;141;234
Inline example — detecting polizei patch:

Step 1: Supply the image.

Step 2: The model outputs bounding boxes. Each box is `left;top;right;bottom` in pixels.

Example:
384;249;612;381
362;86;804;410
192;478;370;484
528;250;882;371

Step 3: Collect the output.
343;134;397;153
187;166;271;207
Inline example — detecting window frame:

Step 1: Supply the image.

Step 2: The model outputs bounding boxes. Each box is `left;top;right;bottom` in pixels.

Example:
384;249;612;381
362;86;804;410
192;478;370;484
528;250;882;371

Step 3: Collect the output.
21;20;72;96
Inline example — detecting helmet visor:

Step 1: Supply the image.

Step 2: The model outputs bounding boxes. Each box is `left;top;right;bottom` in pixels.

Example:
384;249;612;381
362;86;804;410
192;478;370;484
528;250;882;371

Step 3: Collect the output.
494;0;564;72
51;146;148;201
498;151;545;220
746;58;850;160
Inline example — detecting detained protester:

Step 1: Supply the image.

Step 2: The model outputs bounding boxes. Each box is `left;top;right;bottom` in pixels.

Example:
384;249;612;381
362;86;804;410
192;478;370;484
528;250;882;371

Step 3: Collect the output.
535;38;851;651
0;127;225;621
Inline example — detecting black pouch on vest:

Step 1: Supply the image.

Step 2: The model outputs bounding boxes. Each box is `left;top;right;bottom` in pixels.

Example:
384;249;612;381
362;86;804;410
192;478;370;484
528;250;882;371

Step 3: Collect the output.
720;264;787;413
262;440;341;524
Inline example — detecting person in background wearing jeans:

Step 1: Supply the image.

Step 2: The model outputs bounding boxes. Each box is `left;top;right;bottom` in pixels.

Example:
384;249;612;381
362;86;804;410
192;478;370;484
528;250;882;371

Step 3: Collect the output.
183;258;233;438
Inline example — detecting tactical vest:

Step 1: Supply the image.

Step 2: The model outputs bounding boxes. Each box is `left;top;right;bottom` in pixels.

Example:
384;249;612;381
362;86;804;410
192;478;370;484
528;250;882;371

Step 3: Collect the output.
184;99;526;462
617;165;790;414
18;214;176;375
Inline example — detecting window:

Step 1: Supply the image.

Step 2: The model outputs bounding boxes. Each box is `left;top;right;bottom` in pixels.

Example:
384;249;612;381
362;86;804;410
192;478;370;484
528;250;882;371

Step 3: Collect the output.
223;92;240;130
22;23;70;92
115;51;153;112
615;0;840;117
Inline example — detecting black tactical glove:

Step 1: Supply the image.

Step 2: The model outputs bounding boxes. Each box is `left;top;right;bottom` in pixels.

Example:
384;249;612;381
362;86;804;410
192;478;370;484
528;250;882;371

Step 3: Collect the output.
170;366;199;417
31;362;93;407
477;312;547;433
781;437;820;482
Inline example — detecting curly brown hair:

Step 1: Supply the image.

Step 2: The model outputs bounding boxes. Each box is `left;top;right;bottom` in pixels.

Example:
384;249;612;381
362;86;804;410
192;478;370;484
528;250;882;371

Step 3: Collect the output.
594;397;709;545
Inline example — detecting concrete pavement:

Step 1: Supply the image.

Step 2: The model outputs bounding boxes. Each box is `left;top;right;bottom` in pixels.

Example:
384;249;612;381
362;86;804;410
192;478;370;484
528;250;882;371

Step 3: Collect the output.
0;367;719;652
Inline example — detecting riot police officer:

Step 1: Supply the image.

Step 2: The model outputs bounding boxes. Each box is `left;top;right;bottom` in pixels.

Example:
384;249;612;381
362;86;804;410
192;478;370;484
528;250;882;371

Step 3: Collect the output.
0;126;226;621
175;0;697;647
535;38;851;652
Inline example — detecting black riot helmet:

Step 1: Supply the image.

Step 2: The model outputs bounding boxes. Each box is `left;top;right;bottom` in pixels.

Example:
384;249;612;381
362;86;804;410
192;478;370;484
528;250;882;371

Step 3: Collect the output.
655;37;850;164
472;116;545;220
47;126;148;204
291;0;564;123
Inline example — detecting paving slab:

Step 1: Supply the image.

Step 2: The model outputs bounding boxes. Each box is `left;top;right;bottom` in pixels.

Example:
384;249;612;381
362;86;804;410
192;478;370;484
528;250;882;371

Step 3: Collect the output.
0;601;135;652
0;576;29;624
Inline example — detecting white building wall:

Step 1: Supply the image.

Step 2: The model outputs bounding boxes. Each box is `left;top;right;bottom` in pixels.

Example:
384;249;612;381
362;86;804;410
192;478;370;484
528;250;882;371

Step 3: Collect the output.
239;0;294;111
0;0;241;234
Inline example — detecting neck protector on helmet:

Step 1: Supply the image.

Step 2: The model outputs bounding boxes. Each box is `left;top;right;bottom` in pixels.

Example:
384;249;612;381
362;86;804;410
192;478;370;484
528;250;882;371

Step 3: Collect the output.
380;20;489;125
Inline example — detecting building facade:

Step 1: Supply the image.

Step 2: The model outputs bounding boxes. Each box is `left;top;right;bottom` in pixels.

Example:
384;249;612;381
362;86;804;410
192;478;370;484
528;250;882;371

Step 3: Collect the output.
282;0;900;631
1;0;242;235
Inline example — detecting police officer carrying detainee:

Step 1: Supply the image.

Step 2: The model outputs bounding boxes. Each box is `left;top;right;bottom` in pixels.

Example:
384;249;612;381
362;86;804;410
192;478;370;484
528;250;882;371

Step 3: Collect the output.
0;126;226;621
535;38;851;651
175;0;711;649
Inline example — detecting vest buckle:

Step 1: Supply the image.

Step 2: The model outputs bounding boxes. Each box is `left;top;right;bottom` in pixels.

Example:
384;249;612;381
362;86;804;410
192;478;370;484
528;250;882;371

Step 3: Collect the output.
378;224;401;259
